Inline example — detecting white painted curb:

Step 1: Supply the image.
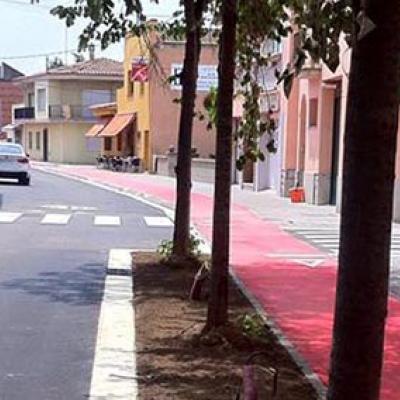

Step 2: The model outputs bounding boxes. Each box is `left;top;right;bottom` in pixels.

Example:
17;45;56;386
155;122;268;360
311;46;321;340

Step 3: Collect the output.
89;248;137;400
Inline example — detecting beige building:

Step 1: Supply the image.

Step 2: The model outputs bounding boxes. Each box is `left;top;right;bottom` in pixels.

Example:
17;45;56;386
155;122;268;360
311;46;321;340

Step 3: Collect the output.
13;58;123;164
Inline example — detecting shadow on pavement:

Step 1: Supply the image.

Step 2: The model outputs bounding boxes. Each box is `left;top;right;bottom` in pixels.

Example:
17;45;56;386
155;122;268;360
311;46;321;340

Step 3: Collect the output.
0;264;105;306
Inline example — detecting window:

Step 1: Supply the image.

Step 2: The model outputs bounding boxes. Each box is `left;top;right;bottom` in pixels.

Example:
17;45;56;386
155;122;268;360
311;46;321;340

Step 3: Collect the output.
36;131;41;150
261;39;282;57
28;93;35;108
104;137;112;151
309;98;318;127
37;88;46;112
127;71;134;97
28;131;33;149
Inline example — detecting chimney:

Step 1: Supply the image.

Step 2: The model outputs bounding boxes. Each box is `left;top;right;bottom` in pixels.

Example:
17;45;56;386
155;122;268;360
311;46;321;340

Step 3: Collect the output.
88;44;95;61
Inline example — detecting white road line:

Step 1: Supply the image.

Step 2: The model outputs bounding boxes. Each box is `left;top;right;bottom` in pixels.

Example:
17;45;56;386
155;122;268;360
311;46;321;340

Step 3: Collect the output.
312;239;339;244
285;227;339;232
300;233;339;239
108;249;133;273
71;206;98;211
267;253;327;259
41;214;71;225
144;216;173;227
41;204;69;210
0;212;22;223
94;216;121;226
89;249;137;400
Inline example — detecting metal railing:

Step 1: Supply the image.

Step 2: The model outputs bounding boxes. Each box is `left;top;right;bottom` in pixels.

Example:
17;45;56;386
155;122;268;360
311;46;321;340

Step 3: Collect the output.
14;104;97;121
48;105;96;121
14;107;35;120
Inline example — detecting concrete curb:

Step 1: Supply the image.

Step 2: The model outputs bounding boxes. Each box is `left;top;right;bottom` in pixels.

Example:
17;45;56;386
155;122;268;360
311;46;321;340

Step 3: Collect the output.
89;248;138;400
34;165;327;399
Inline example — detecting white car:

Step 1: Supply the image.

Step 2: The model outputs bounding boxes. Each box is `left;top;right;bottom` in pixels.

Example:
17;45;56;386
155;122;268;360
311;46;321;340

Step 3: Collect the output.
0;142;30;185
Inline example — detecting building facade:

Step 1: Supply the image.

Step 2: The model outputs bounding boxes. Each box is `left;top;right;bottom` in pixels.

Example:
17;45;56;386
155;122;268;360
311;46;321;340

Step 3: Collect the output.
0;63;23;141
233;39;283;192
13;58;123;164
280;33;350;206
87;25;218;171
279;32;400;224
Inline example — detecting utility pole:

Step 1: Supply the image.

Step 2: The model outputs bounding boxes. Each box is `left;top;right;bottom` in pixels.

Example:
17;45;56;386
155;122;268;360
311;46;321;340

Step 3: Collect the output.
64;25;68;65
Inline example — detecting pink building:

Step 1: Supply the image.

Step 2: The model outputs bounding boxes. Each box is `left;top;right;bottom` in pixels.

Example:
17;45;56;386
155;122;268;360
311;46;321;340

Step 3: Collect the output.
280;33;351;207
279;32;400;222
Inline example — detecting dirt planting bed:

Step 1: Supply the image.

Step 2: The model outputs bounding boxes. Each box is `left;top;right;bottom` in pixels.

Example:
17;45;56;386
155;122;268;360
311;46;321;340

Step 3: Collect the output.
134;253;318;400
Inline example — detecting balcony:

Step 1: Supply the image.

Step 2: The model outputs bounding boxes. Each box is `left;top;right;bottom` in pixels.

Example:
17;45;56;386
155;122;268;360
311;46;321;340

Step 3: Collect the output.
48;105;96;122
14;104;97;122
14;107;35;120
298;59;322;80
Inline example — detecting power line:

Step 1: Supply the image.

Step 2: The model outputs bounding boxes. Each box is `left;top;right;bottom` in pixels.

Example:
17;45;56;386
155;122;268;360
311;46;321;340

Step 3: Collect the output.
0;49;79;60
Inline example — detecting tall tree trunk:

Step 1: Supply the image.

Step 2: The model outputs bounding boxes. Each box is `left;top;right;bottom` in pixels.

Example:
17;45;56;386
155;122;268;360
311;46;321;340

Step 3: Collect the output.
328;2;400;400
206;0;237;330
172;0;206;258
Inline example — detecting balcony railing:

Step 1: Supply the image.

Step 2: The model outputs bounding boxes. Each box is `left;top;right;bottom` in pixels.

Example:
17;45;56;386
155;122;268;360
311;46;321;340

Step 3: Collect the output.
14;107;35;120
14;104;97;122
48;105;96;121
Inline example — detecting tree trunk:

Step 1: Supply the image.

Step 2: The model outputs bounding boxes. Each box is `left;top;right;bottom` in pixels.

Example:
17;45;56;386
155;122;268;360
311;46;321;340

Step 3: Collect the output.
328;2;400;400
206;0;237;330
172;0;205;258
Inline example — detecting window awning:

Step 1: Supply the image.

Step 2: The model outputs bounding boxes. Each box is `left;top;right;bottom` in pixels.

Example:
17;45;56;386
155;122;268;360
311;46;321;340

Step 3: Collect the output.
85;123;105;137
1;123;21;131
99;113;135;137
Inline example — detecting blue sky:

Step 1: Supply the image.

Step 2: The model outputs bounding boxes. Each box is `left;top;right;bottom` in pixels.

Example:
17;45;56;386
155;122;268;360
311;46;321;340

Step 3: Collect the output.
0;0;179;75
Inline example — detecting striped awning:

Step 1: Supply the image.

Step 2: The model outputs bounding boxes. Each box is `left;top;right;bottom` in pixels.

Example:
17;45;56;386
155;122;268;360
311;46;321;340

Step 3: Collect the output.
99;113;135;137
85;123;105;137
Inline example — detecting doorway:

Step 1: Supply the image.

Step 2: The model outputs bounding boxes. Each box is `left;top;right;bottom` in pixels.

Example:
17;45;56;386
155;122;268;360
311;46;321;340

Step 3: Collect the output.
43;128;49;162
329;88;341;205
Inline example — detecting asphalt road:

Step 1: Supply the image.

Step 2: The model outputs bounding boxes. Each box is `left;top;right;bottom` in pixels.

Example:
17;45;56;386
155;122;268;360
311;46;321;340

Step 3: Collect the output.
0;170;172;400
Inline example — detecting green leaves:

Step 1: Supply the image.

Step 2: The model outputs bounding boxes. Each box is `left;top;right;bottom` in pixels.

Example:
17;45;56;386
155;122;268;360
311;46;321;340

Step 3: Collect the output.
203;86;218;130
51;0;146;51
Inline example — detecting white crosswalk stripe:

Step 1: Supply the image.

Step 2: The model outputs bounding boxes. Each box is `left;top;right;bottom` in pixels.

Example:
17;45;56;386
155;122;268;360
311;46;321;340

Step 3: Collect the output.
41;214;71;225
144;216;173;227
288;227;400;260
94;215;121;226
0;212;22;223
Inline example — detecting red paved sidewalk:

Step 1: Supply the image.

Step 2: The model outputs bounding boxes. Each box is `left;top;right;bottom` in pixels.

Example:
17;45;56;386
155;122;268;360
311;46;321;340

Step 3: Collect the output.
37;165;400;400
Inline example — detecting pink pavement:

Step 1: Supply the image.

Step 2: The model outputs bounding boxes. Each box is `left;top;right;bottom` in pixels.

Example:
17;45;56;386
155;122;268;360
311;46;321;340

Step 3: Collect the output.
43;165;400;399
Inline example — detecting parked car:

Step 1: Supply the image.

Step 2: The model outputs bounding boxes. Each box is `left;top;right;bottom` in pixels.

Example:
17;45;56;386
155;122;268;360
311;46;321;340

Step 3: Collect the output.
0;142;30;185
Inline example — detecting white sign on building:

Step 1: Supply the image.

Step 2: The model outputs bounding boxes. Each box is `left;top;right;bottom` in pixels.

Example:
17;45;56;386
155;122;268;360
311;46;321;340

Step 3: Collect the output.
170;64;218;92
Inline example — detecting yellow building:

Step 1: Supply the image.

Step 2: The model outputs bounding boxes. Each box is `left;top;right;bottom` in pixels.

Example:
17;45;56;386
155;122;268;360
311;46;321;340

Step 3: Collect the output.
13;58;123;164
88;25;218;172
92;35;152;169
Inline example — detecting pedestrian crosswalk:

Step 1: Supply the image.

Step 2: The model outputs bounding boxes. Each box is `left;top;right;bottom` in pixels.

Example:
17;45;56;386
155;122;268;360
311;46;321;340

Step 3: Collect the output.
0;211;173;228
94;215;122;226
0;212;21;223
286;227;400;258
41;213;72;225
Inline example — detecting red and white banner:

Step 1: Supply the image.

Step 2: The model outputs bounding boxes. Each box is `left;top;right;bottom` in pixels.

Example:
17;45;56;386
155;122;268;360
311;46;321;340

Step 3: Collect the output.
131;59;149;83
